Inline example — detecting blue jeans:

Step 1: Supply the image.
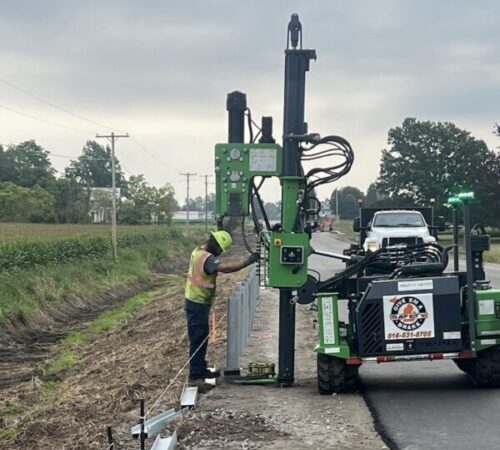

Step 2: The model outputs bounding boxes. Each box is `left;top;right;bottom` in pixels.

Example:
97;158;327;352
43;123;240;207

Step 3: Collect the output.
184;299;211;380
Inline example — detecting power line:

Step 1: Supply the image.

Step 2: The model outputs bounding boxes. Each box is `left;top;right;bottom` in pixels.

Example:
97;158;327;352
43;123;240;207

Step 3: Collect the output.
0;103;95;134
129;136;178;173
0;75;119;132
0;76;192;181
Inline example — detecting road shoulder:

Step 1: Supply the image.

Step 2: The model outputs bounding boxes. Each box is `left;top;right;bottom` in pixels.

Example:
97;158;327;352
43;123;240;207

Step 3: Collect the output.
178;289;387;449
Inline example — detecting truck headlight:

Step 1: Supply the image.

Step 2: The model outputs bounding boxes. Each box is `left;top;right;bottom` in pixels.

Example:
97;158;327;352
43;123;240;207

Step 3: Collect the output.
367;240;380;252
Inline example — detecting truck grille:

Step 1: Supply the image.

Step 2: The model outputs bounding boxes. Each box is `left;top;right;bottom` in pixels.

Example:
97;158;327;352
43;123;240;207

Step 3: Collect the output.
382;237;423;247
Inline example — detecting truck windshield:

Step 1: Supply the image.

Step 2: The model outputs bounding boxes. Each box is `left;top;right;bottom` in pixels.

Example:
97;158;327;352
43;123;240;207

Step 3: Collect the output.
373;212;426;227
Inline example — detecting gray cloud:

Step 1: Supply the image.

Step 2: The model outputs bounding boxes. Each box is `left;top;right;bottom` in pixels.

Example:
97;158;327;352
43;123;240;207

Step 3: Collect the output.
0;0;498;201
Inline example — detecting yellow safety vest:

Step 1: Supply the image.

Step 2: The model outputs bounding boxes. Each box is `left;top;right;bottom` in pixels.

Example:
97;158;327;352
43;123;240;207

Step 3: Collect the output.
185;247;217;305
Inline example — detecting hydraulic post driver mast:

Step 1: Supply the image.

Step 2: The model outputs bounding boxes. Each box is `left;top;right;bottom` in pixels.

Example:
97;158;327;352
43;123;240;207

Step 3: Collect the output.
279;15;316;385
215;14;354;386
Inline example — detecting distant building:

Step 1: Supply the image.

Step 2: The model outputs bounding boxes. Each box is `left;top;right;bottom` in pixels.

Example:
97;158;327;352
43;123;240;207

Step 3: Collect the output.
173;210;213;221
320;201;332;218
89;187;121;223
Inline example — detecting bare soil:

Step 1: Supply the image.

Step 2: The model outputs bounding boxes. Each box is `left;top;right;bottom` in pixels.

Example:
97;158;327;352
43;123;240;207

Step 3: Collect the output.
0;246;245;449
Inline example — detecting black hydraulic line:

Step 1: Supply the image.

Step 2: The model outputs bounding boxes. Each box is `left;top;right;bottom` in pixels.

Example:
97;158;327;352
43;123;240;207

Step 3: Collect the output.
246;108;254;143
312;248;352;262
241;217;254;254
252;182;271;230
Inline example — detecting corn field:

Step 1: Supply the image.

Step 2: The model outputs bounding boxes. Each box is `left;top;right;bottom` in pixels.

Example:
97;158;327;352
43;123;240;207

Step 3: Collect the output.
0;226;186;271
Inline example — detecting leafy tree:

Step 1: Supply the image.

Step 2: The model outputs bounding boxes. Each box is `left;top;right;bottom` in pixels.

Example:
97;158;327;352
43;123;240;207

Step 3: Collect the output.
118;175;177;225
376;118;500;224
0;182;57;222
53;178;88;223
2;140;55;190
157;183;178;225
184;196;205;211
66;141;125;187
66;140;125;215
330;186;364;219
365;183;378;206
263;202;281;220
0;145;13;183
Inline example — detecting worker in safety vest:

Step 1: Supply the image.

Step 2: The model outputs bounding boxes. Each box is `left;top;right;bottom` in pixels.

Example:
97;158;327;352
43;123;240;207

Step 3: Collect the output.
185;230;258;392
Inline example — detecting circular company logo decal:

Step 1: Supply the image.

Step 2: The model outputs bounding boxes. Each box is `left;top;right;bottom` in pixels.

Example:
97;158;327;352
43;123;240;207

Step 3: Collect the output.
389;296;428;331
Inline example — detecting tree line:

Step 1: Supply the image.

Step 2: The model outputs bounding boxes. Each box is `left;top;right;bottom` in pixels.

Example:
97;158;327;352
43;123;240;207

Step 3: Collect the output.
0;140;178;224
330;118;500;226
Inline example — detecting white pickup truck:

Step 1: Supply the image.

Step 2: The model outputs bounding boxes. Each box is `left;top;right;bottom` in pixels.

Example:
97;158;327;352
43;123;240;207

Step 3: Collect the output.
362;210;436;252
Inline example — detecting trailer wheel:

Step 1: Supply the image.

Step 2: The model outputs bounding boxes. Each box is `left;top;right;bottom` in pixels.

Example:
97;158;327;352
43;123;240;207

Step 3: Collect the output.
317;353;360;395
470;346;500;388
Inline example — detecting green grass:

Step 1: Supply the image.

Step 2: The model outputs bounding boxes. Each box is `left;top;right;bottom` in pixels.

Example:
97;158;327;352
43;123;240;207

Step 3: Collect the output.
484;246;500;264
41;282;180;377
0;228;203;324
40;381;59;396
0;222;210;242
3;402;22;416
331;219;357;241
0;428;18;440
0;223;167;242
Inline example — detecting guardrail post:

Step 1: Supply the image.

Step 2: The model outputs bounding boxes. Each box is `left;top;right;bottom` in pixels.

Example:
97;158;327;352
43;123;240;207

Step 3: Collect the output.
224;265;260;377
225;293;240;375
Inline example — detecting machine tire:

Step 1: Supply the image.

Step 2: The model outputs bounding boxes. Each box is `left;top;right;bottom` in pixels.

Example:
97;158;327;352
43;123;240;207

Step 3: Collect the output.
454;358;475;375
317;353;360;395
470;346;500;388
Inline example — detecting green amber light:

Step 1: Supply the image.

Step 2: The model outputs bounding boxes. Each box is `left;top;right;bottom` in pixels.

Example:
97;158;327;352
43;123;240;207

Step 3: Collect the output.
458;191;474;201
447;196;461;206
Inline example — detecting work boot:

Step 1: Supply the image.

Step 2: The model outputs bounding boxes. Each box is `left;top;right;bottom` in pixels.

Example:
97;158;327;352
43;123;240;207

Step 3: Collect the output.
202;368;221;379
188;378;214;394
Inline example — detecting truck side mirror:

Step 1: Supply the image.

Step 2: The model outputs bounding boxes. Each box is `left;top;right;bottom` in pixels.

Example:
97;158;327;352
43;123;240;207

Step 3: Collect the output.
353;217;360;232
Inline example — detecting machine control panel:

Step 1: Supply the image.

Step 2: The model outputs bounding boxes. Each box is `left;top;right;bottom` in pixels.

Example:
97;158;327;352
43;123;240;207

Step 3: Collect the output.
215;143;283;218
280;246;304;264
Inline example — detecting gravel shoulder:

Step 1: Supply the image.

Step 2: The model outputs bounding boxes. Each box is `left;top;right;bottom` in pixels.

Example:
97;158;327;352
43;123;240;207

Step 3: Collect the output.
180;289;387;450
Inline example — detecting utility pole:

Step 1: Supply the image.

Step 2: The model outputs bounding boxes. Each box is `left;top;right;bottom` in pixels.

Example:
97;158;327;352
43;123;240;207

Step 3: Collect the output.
200;174;213;232
180;172;197;225
335;189;340;221
96;132;129;261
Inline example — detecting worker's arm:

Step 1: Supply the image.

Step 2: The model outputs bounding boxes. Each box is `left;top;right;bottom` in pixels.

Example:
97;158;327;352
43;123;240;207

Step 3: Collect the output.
205;253;259;275
217;253;258;273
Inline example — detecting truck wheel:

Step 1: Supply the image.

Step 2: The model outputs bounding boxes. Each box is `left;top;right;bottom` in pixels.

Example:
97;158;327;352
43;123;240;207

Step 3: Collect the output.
470;346;500;388
454;358;475;375
317;353;360;395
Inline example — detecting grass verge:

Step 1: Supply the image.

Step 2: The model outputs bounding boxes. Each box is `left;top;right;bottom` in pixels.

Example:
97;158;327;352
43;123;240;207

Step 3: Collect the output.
0;228;204;325
330;219;358;241
41;280;181;377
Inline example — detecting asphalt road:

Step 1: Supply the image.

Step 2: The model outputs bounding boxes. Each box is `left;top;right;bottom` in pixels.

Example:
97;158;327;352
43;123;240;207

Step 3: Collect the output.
310;232;500;450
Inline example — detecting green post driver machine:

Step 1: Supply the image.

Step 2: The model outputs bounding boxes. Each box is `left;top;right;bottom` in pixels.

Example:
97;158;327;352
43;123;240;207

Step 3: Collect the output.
215;14;500;392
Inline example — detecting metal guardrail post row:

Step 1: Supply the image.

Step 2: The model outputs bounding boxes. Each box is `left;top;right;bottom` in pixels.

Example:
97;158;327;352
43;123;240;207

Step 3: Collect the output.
225;265;260;375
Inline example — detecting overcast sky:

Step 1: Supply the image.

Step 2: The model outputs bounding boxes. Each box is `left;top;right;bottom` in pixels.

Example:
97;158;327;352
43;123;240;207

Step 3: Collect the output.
0;0;498;203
